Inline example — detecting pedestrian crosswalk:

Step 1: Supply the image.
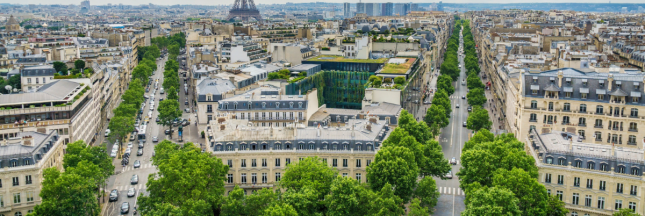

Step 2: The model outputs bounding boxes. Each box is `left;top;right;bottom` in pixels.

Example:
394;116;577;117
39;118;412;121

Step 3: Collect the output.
437;187;465;196
121;163;155;172
114;184;147;191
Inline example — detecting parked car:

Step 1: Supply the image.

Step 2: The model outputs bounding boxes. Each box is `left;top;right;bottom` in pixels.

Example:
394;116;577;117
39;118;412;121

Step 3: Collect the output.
182;120;190;126
127;142;133;149
152;136;159;142
109;189;119;202
456;104;460;108
138;141;144;149
165;129;174;135
131;175;139;184
462;95;466;99
467;106;472;112
463;122;467;127
185;100;188;105
156;117;160;122
450;157;457;165
137;148;143;156
110;150;117;158
127;188;136;197
133;160;141;168
121;202;130;214
184;108;190;113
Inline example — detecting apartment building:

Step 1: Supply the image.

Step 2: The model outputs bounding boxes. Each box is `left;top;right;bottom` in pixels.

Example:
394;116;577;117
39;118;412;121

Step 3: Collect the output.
206;117;389;194
528;129;644;216
19;66;56;91
220;40;269;64
518;68;645;149
0;130;65;216
0;79;100;146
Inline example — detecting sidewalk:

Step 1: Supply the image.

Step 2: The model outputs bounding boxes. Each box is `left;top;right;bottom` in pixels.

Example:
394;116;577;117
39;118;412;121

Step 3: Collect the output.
414;70;440;121
481;76;503;135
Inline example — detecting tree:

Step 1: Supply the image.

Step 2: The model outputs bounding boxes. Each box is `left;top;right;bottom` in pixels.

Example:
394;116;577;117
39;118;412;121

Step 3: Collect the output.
467;106;492;131
546;194;569;216
53;61;68;75
132;64;152;84
141;58;158;72
393;76;405;85
157;100;182;138
424;104;449;128
413;176;440;212
325;177;372;216
368;183;406;216
7;74;21;90
245;188;278;215
463;129;494;151
167;86;179;101
492;168;549;215
281;185;322;216
280;157;336;203
467;88;486;107
431;94;452;118
63;140;114;205
367;146;419;201
421;140;451;178
264;203;298;216
30;168;99;216
614;209;641;216
113;104;138;118
437;74;455;95
408;198;428;216
462;187;522;216
221;186;246;216
147;44;161;59
137;142;229;216
74;59;86;70
107;115;134;150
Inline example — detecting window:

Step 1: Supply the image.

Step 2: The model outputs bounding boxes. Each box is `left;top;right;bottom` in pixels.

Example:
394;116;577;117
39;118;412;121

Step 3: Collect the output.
286;158;291;165
27;78;31;83
342;173;348;177
572;193;579;205
548;102;554;110
262;159;267;167
530;113;537;121
531;100;537;109
556;191;563;201
585;195;592;207
571;212;578;216
356;173;362;182
356;159;361;168
581;93;588;99
227;174;233;183
557;175;564;184
241;173;247;183
275;158;281;167
262;173;267;183
631;185;638;196
207;105;213;112
596;105;604;114
367;160;371;166
631;108;638;117
600;180;607;190
629;135;637;145
629;202;637;211
586;179;593;189
227;160;233;168
598;197;605;209
579;130;586;139
251;159;256;167
563;116;570;124
595;119;603;127
322;158;327;164
25;192;33;202
615;199;623;210
275;173;281;181
598;94;604;100
565;92;572;98
558;158;566;166
332;159;337;167
343;159;348;167
633;97;639;103
546;157;553;164
241;159;247;167
629;122;638;131
252;173;257;184
13;193;20;204
545;173;552;183
618;166;625;174
574;177;580;187
580;104;587;112
617;183;624;193
564;103;570;111
595;132;603;141
12;177;18;186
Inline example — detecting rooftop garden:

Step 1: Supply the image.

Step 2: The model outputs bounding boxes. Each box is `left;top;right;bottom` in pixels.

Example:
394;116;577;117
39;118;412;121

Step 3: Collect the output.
380;58;417;74
307;55;387;64
365;75;407;90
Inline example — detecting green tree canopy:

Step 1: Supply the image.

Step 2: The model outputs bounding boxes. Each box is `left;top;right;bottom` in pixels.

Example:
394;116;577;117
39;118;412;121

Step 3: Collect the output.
74;59;86;70
367;146;419;201
467;105;492;131
462;186;522;216
466;88;487;107
413;176;440;212
53;61;68;75
30;168;100;216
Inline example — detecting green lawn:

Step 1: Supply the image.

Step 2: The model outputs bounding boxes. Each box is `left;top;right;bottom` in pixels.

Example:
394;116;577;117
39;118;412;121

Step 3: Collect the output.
380;58;416;74
307;55;388;63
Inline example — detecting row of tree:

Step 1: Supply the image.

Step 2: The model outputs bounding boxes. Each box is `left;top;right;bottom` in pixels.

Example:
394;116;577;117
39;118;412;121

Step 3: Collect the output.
157;59;183;138
29;140;115;216
149;32;186;61
458;20;492;132
136;109;450;215
439;21;462;81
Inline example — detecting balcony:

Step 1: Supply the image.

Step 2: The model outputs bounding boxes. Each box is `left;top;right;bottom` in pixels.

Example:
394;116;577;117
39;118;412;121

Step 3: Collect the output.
594;125;603;129
249;117;305;121
0;119;70;129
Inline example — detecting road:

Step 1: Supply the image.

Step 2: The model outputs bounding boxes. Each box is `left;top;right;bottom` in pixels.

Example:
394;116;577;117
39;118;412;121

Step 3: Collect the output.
432;26;469;216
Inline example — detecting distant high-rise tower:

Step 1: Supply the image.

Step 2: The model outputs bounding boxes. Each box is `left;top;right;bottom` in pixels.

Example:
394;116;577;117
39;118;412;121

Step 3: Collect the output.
80;0;90;13
344;2;351;18
356;1;365;14
382;2;393;16
366;3;376;16
411;3;419;12
438;1;443;11
395;3;410;16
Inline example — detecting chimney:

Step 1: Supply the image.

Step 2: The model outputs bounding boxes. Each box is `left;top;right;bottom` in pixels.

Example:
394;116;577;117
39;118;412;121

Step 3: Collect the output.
568;137;573;151
351;124;355;137
229;76;236;85
317;123;321;137
22;135;34;146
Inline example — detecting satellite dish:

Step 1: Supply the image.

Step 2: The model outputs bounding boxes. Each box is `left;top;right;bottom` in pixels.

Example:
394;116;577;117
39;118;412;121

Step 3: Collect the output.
5;85;12;93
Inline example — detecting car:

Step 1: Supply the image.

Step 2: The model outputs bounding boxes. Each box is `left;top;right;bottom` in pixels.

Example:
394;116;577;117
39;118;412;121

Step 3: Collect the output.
156;117;160;122
121;202;130;214
122;158;129;165
450;157;457;165
462;95;466;99
150;105;155;110
456;104;460;108
105;129;110;137
131;175;139;184
165;129;174;135
182;120;190;126
423;100;431;104
109;189;119;202
463;122;467;127
458;65;462;68
133;160;141;168
137;148;143;156
127;142;133;149
445;170;453;179
413;100;419;104
467;106;472;112
127;188;136;197
185;108;190;113
110;150;117;158
159;98;164;102
172;120;179;126
152;136;159;142
185;100;189;105
138;141;144;149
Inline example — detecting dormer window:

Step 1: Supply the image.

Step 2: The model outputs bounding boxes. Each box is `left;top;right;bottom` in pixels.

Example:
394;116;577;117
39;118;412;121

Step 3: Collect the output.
224;102;229;109
289;102;294;108
276;103;280;108
582;79;588;87
262;102;266;108
233;102;238;109
248;102;252;109
565;78;571;86
599;80;604;87
550;77;555;84
298;102;303;108
634;82;640;90
616;81;622;88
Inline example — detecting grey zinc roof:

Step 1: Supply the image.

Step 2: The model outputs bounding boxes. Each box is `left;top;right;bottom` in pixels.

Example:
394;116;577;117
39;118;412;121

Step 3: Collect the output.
21;65;56;77
0;80;80;105
196;78;236;96
610;88;628;97
544;84;560;91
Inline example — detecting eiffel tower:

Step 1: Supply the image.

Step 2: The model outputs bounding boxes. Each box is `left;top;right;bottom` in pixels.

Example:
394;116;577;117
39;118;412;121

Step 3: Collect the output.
227;0;262;22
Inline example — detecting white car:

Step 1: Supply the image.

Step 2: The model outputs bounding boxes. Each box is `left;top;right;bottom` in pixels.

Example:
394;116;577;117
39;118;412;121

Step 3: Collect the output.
127;142;133;149
105;129;110;137
150;105;155;110
110;150;117;158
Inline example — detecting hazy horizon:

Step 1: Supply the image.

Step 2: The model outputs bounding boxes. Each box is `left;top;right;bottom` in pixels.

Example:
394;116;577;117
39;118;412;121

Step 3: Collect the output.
2;1;645;6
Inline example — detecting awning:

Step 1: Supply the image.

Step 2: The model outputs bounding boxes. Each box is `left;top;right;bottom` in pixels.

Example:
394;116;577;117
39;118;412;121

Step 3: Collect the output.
599;80;605;84
596;89;606;94
609;89;628;97
565;78;571;81
580;88;589;94
563;87;573;92
550;77;555;80
616;81;622;85
631;91;642;97
530;85;540;90
582;79;588;82
635;82;640;86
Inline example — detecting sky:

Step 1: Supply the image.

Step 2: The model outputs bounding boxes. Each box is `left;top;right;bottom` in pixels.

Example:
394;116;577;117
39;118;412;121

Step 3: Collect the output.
3;0;645;6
